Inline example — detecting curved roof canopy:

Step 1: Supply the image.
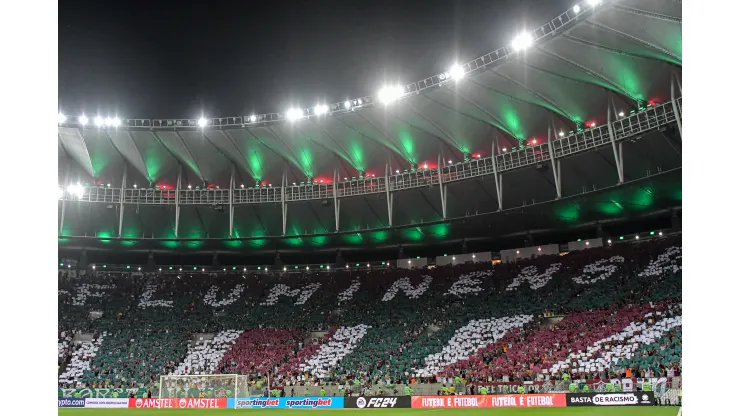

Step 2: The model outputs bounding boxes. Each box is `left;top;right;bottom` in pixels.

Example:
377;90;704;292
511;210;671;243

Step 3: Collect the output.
58;0;682;251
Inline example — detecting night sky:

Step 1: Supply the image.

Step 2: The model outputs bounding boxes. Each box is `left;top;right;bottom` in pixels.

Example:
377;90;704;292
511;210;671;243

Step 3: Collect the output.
59;0;573;120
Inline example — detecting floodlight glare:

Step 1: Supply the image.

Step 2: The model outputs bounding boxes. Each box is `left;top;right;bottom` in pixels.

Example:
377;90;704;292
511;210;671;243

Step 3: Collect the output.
378;85;404;105
249;115;257;123
286;108;303;122
573;5;581;13
105;117;113;126
618;111;625;117
68;183;84;199
94;116;105;126
79;115;88;126
344;101;351;109
511;32;534;52
111;117;121;127
198;117;208;127
58;113;67;124
449;64;465;81
559;131;565;137
314;104;329;115
587;0;601;6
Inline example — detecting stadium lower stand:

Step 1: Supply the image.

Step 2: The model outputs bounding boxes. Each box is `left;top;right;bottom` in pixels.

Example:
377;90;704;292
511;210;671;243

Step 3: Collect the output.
58;236;681;398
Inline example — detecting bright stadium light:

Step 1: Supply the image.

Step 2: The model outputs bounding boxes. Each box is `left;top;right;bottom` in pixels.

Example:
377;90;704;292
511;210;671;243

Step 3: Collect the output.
79;115;88;126
68;183;84;199
587;0;601;6
198;117;208;127
58;113;67;124
573;5;581;13
314;104;329;116
559;131;565;137
618;111;625;117
249;115;257;123
378;85;404;105
105;117;113;126
511;32;534;52
286;108;303;122
449;64;465;81
111;117;121;127
590;122;596;127
94;116;105;127
344;101;351;109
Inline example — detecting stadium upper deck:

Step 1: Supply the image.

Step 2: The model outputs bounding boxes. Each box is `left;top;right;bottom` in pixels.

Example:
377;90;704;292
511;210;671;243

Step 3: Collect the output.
58;0;682;253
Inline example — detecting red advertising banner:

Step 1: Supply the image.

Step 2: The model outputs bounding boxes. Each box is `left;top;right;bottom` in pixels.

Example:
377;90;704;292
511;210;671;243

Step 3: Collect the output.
490;394;566;408
411;394;565;409
128;398;227;409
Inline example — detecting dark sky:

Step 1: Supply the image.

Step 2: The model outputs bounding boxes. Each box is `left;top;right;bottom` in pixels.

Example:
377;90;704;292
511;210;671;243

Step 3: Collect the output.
59;0;573;119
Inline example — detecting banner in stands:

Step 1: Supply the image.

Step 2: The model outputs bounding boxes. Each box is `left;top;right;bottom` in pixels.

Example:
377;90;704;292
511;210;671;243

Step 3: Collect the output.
128;398;228;409
345;396;411;409
229;397;344;409
411;394;565;408
59;387;147;398
58;398;85;408
84;398;129;408
566;392;655;406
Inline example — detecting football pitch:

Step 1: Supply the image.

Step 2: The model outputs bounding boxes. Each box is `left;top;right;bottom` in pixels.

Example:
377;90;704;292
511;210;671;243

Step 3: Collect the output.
58;408;680;415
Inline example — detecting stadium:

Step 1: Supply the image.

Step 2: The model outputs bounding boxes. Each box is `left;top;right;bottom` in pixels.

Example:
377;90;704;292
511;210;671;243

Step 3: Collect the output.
58;0;682;414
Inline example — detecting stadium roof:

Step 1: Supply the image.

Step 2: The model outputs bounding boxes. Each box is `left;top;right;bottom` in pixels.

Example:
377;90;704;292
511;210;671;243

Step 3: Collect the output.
58;0;682;254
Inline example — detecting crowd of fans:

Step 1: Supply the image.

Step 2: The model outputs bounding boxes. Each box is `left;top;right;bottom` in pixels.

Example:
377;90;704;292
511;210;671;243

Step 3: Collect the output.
58;236;681;392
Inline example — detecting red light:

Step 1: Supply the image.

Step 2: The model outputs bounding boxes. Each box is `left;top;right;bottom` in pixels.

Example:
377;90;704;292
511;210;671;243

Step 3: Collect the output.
532;139;537;144
475;154;480;158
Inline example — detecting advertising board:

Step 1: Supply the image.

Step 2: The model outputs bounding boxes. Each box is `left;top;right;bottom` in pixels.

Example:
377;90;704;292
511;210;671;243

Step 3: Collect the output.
566;392;655;406
128;397;228;409
230;397;344;409
345;396;411;408
411;394;566;408
84;398;129;408
58;398;85;408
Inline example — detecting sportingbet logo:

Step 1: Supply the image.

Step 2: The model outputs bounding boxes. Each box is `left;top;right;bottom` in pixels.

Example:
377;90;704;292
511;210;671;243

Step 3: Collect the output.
58;398;85;408
236;398;280;408
357;397;398;408
285;398;334;408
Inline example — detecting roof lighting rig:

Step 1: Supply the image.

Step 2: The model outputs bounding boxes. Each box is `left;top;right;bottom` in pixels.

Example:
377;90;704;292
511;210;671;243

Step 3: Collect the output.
57;3;606;130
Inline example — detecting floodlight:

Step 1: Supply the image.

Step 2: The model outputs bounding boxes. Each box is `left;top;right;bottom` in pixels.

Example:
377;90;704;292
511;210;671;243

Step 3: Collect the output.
286;108;303;122
58;113;67;124
188;185;192;189
79;115;88;126
502;148;507;152
133;184;137;188
396;170;400;174
249;115;257;123
68;183;84;199
198;117;208;127
105;117;113;126
378;85;404;105
449;64;465;81
511;32;534;52
659;231;663;236
587;0;601;6
590;122;596;127
423;164;428;169
111;117;121;127
240;184;244;188
573;5;581;13
607;239;612;244
344;101;351;109
532;139;537;144
94;116;105;127
314;104;329;115
618;111;624;117
559;131;565;137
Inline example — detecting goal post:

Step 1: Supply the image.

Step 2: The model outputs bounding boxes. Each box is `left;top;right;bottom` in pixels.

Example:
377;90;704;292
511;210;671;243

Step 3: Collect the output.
158;374;261;399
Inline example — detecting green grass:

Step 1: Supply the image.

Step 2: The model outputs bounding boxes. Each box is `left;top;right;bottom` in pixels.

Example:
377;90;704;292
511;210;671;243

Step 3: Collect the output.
59;408;679;415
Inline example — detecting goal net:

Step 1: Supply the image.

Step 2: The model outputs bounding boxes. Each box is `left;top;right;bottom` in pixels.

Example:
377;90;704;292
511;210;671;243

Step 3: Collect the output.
159;374;255;399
